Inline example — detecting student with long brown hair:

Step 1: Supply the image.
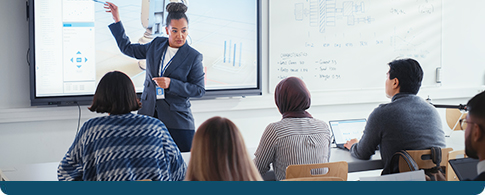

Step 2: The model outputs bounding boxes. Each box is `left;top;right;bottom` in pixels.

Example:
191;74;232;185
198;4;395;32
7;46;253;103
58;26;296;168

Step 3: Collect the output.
185;117;262;181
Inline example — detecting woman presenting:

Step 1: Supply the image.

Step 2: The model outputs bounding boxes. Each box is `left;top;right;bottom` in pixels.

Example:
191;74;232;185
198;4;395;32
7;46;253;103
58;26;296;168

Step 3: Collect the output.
105;2;205;152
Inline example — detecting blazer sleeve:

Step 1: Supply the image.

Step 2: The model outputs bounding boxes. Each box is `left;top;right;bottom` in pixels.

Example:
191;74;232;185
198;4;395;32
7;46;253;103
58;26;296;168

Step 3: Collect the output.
109;21;149;60
168;53;205;98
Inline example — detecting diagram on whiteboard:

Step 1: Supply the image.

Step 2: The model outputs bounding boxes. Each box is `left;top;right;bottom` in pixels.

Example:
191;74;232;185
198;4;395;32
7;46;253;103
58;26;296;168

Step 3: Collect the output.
269;0;442;93
294;0;374;33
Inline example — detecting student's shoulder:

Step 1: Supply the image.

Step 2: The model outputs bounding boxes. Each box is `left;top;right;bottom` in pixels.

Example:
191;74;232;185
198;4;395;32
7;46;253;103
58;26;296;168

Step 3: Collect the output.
264;120;294;134
376;101;394;108
92;113;161;126
79;116;114;133
84;115;111;125
269;118;328;129
124;114;168;132
265;120;284;129
309;117;328;124
372;102;395;115
133;114;163;123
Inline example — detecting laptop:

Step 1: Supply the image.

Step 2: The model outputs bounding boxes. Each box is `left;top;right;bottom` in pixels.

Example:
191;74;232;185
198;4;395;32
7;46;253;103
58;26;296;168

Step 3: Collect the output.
449;158;479;181
329;119;366;150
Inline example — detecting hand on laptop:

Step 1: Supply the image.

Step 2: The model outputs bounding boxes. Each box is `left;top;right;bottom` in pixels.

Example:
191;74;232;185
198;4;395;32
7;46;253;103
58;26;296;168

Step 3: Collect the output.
344;138;358;150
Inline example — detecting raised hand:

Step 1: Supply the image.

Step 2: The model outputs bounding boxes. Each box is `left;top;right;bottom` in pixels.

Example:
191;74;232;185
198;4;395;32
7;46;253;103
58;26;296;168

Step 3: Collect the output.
104;2;120;23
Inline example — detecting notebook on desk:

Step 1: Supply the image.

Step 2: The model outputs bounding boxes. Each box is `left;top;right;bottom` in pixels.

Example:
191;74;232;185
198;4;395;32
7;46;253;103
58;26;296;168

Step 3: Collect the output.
329;119;366;150
449;157;479;181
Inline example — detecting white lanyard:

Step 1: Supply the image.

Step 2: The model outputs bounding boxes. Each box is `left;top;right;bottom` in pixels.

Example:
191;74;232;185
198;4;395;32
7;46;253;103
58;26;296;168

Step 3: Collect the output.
160;48;175;77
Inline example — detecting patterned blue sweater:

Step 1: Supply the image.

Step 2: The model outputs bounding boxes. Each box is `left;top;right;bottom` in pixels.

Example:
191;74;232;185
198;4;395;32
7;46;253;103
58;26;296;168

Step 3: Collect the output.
58;113;187;181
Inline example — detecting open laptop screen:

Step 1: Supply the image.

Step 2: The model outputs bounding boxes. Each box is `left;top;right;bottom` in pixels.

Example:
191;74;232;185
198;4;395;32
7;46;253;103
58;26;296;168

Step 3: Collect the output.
329;119;366;145
449;158;479;181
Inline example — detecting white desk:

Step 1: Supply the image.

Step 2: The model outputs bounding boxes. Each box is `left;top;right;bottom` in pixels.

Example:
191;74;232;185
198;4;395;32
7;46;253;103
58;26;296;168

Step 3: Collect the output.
1;152;192;181
0;131;464;181
330;147;383;173
1;162;59;181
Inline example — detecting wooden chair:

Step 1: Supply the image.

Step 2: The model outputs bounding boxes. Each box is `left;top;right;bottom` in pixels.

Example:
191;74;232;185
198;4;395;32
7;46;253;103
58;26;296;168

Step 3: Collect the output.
446;150;467;181
282;176;344;181
446;108;467;130
285;161;348;181
0;169;9;181
398;148;453;172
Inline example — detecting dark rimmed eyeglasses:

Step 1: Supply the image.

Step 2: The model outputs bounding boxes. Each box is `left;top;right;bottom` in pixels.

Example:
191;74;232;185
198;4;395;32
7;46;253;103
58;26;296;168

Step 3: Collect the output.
459;118;475;130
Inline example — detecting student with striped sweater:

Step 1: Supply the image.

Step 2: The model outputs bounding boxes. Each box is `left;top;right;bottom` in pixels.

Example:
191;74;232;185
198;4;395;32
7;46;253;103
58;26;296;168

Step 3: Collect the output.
254;77;332;181
57;71;186;181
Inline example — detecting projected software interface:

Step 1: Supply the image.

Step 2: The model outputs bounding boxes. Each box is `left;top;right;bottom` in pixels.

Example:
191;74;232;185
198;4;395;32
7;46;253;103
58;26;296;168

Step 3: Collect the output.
35;0;96;97
62;0;96;95
34;0;258;97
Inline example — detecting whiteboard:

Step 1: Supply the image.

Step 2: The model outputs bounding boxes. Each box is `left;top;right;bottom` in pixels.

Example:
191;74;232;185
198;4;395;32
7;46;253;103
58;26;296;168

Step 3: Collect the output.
269;0;442;93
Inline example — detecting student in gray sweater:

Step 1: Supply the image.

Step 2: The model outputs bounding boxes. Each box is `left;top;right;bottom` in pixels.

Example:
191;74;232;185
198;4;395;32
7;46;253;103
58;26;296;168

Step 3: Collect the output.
344;58;446;174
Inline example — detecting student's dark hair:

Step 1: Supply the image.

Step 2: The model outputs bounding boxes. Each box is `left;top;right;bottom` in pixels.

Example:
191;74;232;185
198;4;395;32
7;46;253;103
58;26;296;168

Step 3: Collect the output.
89;71;141;115
166;2;188;26
388;58;423;94
467;91;485;123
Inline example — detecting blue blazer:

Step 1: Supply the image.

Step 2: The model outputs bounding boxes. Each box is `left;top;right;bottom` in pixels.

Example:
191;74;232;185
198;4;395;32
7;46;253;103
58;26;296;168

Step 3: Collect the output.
109;22;205;129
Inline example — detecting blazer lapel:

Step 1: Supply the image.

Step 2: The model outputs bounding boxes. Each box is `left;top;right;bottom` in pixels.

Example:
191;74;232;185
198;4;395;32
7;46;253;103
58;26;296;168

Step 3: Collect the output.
163;43;188;77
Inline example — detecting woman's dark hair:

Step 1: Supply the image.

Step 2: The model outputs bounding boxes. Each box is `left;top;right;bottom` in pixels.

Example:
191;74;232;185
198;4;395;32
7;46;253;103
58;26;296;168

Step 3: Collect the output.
388;58;423;94
166;2;188;26
89;71;141;115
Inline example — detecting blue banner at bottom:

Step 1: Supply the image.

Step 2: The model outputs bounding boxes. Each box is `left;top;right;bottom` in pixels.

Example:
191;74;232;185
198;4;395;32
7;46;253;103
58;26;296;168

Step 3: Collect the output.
0;181;484;195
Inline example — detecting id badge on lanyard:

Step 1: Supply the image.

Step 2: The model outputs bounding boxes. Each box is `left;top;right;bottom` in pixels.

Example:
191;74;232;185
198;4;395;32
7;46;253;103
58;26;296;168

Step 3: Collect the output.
156;86;165;99
156;49;173;100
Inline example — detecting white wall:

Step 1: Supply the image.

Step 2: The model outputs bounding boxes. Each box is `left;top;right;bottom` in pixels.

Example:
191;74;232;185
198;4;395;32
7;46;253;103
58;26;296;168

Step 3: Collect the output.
0;0;482;167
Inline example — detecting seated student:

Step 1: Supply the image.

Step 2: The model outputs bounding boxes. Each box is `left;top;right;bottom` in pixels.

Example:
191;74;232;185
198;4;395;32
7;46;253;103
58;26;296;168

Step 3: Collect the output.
463;91;485;181
344;58;446;174
57;71;186;181
185;116;262;181
254;77;332;181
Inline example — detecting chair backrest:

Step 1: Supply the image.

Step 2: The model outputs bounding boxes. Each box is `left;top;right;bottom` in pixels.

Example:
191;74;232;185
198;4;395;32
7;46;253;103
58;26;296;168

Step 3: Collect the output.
399;148;453;172
446;150;466;181
446;108;467;130
282;176;344;181
0;169;9;181
285;161;348;181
